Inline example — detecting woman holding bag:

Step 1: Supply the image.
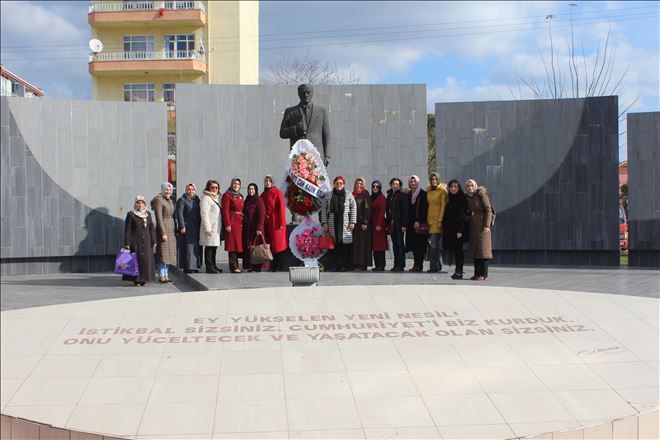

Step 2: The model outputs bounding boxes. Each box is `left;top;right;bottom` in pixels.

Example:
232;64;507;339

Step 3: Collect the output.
123;195;157;286
242;183;266;272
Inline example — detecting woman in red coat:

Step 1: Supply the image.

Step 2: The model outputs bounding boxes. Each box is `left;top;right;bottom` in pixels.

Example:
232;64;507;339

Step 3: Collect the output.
242;183;266;272
370;180;388;271
222;178;244;273
261;175;288;272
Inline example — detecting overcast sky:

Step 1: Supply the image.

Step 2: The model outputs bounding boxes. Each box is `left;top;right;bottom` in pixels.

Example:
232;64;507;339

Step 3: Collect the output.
1;1;658;159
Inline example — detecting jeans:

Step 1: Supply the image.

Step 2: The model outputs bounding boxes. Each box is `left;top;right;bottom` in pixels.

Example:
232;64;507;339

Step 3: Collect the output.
391;227;406;269
157;262;169;278
428;233;443;271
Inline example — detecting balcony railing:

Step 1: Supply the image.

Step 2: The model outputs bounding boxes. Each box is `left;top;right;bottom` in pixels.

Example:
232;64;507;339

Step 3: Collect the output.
89;1;205;14
90;50;206;62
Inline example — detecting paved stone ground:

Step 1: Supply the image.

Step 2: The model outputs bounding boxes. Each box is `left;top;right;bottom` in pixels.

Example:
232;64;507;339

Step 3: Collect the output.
1;260;657;311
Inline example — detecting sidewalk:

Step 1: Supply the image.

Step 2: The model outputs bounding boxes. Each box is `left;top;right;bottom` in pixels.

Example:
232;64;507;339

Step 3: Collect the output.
1;262;657;311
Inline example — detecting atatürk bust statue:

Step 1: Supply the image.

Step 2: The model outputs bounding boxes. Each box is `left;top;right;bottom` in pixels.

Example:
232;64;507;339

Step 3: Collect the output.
280;84;330;166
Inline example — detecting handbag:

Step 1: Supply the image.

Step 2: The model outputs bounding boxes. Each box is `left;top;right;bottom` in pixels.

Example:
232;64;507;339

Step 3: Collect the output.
414;199;430;235
250;234;273;265
319;233;335;250
114;248;139;277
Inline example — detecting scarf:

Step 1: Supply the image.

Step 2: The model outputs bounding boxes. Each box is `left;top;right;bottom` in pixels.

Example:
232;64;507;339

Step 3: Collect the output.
409;175;421;204
243;184;259;212
161;182;173;198
370;180;383;201
132;195;148;219
226;178;243;199
330;188;346;242
203;190;219;202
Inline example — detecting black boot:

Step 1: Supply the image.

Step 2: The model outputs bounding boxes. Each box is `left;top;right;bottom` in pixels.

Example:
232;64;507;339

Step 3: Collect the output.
206;264;219;274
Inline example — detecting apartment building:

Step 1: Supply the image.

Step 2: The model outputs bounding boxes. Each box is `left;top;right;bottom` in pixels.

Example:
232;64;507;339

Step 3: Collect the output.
88;0;259;103
1;65;44;98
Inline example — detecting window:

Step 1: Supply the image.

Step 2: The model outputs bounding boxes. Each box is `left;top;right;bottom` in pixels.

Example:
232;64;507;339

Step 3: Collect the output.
163;84;175;103
123;35;154;59
164;34;195;58
124;84;155;102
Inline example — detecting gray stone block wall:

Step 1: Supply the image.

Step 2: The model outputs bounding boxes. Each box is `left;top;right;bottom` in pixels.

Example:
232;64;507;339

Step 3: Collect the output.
627;112;660;267
175;84;427;218
436;96;619;266
0;97;167;275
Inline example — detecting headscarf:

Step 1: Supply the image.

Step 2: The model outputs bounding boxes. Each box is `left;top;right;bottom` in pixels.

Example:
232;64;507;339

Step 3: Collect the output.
409;175;421;204
263;175;273;191
226;178;243;198
352;177;369;199
244;183;259;207
465;179;478;196
429;172;440;190
161;182;173;198
184;183;197;200
133;195;148;219
370;180;383;201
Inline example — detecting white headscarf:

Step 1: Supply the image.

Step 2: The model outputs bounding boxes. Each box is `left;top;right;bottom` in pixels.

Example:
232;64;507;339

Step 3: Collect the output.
161;182;173;198
133;195;148;218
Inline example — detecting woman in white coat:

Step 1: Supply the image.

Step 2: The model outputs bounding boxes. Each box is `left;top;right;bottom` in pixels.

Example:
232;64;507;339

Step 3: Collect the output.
199;179;222;273
321;176;357;272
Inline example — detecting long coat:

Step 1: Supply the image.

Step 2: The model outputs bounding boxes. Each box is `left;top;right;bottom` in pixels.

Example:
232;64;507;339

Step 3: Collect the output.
261;187;288;254
222;191;244;252
352;191;372;266
427;184;448;234
151;195;177;265
280;102;330;162
199;192;221;247
175;194;201;270
370;194;388;251
442;192;469;250
466;187;493;259
386;189;409;228
243;196;266;251
320;191;357;244
123;211;157;283
406;189;429;254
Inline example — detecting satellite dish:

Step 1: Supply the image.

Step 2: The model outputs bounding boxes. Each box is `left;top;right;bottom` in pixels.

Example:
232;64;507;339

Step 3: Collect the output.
89;39;104;53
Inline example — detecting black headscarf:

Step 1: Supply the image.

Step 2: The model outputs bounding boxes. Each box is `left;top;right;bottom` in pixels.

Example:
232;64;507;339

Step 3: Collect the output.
243;183;259;209
370;180;383;201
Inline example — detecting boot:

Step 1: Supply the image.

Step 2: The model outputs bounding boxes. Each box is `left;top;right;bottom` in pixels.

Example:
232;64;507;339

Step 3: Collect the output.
206;264;219;274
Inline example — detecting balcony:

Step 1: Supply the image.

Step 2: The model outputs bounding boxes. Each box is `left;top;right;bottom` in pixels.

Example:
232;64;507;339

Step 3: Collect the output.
89;50;207;76
89;1;206;28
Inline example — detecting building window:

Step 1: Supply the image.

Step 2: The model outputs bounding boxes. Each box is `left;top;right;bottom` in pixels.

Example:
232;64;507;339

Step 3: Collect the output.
163;84;175;103
164;34;195;58
124;84;155;102
123;35;154;58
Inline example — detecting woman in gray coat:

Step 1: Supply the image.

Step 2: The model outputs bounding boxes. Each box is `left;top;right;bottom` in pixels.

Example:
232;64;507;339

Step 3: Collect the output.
151;182;177;283
321;176;357;272
175;183;202;273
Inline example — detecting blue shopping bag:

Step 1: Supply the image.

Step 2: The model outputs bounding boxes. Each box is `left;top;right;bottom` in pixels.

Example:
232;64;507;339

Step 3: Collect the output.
114;248;139;277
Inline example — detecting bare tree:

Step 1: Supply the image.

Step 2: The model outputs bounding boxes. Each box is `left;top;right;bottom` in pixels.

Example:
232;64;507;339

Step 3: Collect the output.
511;7;635;108
261;52;360;85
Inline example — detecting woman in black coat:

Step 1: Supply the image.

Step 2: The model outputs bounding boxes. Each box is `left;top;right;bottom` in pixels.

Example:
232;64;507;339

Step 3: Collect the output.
405;175;429;272
123;195;157;286
442;179;468;279
386;177;409;272
175;183;202;273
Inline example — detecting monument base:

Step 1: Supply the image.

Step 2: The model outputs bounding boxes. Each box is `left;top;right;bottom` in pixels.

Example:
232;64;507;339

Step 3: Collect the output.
288;266;320;286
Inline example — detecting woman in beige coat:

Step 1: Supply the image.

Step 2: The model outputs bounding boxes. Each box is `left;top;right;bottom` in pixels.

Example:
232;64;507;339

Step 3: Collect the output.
151;182;176;283
199;179;222;273
465;179;493;280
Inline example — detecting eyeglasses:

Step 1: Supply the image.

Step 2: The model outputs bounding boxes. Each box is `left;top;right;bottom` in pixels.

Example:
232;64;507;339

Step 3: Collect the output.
372;185;380;188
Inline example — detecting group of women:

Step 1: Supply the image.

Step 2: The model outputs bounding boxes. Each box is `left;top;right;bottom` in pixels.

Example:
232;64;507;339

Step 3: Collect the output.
123;176;288;285
122;173;493;286
320;174;493;280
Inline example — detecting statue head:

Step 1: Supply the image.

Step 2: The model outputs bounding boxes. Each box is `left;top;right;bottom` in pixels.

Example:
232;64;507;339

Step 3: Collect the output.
297;84;313;105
